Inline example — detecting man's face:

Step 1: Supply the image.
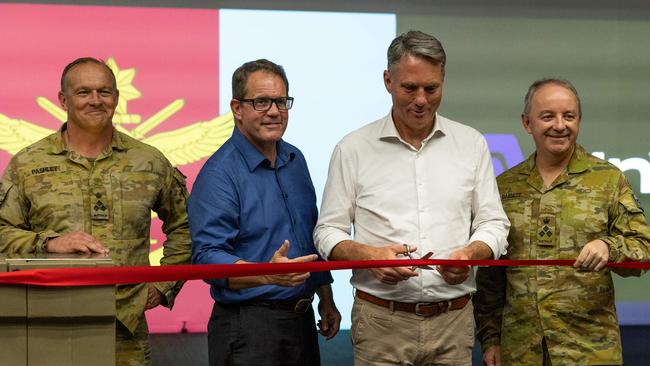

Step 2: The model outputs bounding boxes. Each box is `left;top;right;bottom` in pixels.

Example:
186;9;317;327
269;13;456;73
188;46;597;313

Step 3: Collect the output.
58;62;118;132
523;83;580;159
231;71;289;153
384;53;444;133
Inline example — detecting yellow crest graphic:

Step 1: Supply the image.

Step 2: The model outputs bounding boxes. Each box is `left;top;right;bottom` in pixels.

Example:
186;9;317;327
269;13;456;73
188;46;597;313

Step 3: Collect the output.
0;57;234;166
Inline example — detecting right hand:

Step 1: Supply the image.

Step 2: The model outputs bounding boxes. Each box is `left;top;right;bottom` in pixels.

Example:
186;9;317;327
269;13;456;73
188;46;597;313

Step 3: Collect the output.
46;231;109;255
264;240;318;287
483;345;502;366
368;244;418;285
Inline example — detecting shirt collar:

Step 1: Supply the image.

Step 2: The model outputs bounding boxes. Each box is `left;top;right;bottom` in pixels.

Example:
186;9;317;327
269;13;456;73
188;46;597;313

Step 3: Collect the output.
522;144;591;176
231;127;293;172
50;123;127;155
378;111;446;144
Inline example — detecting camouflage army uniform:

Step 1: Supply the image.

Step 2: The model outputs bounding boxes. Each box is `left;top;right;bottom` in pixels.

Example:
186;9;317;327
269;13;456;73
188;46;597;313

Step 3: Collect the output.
474;144;650;365
0;126;191;365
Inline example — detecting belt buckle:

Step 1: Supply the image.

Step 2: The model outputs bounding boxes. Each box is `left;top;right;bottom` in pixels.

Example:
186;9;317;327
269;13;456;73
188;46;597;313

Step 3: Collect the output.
293;298;311;313
414;302;433;317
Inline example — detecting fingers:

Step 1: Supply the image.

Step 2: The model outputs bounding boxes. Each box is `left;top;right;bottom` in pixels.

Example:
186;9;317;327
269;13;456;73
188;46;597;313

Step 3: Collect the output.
372;266;418;285
483;345;501;366
574;240;609;271
389;243;417;256
289;254;318;263
47;231;109;255
321;317;341;340
438;265;471;285
274;240;290;258
267;272;311;287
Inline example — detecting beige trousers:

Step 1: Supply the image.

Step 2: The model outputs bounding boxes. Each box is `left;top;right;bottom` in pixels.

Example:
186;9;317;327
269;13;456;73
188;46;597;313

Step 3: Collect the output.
351;296;474;366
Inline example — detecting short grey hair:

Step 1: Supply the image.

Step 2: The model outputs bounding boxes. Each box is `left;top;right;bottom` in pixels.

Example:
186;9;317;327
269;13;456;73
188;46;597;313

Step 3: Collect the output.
231;59;289;100
387;31;446;72
60;57;116;92
523;78;582;117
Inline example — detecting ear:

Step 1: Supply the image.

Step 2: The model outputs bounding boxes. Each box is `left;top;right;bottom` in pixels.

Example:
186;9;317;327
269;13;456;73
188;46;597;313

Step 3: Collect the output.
58;90;68;112
383;70;392;93
230;99;242;122
521;113;532;134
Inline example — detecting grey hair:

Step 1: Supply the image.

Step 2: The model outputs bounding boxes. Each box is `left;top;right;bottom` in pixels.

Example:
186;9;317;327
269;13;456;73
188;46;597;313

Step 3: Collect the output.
232;59;289;100
523;78;582;116
387;31;446;72
60;57;116;92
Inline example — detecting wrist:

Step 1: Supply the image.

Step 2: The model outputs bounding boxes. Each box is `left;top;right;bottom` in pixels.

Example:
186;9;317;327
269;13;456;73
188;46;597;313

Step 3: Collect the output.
36;232;58;254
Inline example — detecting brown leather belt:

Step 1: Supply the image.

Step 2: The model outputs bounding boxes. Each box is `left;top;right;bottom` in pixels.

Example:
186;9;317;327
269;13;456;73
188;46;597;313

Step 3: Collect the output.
356;290;471;317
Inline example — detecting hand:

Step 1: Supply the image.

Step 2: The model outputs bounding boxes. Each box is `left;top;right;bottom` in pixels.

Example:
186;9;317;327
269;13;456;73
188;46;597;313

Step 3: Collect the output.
145;284;163;310
368;244;418;285
317;300;341;340
483;345;502;366
438;248;471;285
574;239;609;271
46;231;109;255
264;240;318;287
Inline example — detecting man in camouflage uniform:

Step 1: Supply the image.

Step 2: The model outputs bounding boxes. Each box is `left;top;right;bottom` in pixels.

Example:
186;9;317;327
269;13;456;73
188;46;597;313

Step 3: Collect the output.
473;78;650;365
0;57;191;365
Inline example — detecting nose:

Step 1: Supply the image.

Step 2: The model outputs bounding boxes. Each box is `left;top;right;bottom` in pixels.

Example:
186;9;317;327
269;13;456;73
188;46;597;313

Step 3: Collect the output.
266;101;281;116
414;89;428;106
89;91;102;105
552;115;566;130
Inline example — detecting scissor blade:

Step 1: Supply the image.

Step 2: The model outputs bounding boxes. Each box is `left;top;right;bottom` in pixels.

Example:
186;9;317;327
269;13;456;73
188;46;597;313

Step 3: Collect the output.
416;251;435;270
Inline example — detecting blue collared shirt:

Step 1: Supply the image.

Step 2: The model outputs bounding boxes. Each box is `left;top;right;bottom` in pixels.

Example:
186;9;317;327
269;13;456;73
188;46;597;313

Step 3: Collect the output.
188;128;333;304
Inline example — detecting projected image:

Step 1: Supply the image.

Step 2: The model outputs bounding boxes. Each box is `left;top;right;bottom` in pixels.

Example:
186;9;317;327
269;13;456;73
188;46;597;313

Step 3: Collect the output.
0;3;395;331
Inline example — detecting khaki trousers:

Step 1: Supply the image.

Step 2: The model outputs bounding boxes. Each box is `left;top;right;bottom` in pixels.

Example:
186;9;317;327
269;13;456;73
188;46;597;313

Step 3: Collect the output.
351;295;474;366
116;317;152;366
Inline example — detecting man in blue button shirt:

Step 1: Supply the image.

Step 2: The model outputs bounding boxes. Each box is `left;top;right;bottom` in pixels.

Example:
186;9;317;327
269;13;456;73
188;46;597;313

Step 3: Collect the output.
188;59;340;366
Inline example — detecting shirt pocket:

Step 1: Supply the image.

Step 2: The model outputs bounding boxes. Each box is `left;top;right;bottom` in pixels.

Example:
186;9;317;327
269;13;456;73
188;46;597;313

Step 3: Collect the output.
23;170;84;233
111;172;160;240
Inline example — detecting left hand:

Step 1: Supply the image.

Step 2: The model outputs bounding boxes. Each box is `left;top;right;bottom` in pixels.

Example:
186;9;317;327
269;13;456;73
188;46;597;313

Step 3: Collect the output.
317;300;341;340
145;284;164;310
574;239;609;271
438;248;472;285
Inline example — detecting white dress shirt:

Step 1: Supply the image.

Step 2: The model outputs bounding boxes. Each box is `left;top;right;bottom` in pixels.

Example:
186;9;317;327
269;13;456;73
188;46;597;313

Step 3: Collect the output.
314;112;510;302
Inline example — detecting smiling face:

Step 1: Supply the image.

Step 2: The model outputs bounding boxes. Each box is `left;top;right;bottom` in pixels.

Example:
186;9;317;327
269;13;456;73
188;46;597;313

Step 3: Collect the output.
384;53;444;136
523;83;580;161
231;70;289;158
58;62;118;133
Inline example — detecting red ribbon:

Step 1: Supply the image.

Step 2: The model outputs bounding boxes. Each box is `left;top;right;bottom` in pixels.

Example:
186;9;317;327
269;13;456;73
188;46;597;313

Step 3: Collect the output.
0;259;647;287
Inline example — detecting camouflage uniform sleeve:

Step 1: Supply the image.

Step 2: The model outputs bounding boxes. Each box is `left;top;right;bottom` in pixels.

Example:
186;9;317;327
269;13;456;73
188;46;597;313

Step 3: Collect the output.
473;264;506;351
152;166;191;308
601;175;650;277
0;160;59;254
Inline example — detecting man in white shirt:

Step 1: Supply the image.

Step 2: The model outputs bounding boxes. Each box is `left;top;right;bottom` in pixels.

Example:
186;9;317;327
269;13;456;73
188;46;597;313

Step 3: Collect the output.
314;30;510;365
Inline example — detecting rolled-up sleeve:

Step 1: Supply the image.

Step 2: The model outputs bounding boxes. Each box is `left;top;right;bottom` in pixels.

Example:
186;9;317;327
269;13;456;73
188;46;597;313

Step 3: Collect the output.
468;136;510;259
314;144;357;260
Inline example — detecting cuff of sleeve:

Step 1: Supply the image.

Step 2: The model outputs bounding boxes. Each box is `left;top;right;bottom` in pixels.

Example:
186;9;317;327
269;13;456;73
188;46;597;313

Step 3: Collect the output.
153;281;179;308
35;231;60;254
479;336;501;351
469;233;503;259
315;231;352;260
600;237;621;262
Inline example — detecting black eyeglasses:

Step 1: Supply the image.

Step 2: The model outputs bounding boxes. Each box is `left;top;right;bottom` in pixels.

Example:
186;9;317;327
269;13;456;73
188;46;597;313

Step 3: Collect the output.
237;97;294;111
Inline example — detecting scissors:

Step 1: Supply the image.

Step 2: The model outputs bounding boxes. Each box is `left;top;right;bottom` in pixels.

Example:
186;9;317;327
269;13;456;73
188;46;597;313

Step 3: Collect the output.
401;244;435;271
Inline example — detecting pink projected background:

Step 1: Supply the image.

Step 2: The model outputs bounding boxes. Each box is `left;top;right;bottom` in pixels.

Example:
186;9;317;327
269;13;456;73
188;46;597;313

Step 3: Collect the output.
0;3;222;332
